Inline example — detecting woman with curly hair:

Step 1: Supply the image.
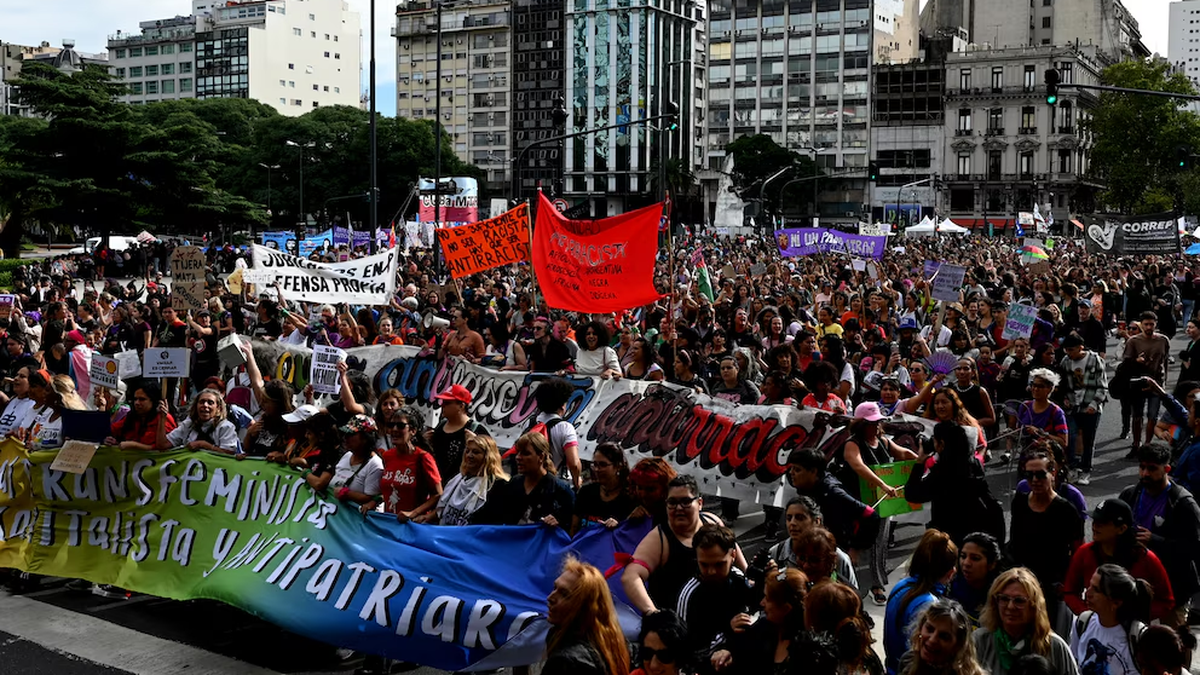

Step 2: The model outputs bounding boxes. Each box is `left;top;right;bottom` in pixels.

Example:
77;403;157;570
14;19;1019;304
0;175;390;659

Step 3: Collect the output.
972;568;1079;675
898;599;986;675
158;387;239;454
883;530;959;675
806;580;883;675
544;557;630;675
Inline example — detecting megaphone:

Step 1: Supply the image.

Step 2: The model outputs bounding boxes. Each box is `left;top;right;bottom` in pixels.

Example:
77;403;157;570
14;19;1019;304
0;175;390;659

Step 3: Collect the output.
424;312;450;331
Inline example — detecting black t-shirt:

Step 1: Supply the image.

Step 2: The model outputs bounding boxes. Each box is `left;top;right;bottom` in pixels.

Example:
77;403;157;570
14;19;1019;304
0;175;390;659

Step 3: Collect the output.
1009;493;1082;590
156;320;188;348
251;319;282;340
430;418;490;486
573;483;635;525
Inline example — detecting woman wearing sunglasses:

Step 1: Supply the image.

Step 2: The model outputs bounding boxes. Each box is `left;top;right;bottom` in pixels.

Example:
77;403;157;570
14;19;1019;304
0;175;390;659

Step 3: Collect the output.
360;409;442;523
1008;451;1083;627
631;610;690;675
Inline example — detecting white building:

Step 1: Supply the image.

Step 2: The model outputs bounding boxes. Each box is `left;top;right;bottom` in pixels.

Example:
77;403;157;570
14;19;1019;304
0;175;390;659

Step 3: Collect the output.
108;0;361;115
1170;0;1200;107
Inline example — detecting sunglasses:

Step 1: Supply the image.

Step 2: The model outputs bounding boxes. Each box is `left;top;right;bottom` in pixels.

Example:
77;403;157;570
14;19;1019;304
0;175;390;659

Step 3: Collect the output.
1024;469;1049;481
641;648;676;665
388;422;409;430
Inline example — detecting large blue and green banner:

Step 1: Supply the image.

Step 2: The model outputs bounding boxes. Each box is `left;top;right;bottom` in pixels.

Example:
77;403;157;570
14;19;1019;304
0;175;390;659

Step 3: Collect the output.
0;439;648;669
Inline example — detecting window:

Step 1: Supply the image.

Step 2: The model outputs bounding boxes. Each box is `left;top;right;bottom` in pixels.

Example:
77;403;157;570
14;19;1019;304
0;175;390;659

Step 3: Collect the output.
1019;151;1034;175
280;98;286;105
162;44;174;54
115;67;126;77
145;65;158;76
130;47;143;57
288;63;295;70
1021;106;1036;129
181;62;192;74
161;63;174;75
180;78;192;92
988;108;1002;130
115;49;126;59
311;31;317;38
293;99;302;105
323;85;329;92
280;79;287;86
313;101;319;107
1023;65;1036;90
959;69;971;90
957;109;972;131
288;81;295;87
180;43;192;53
1058;62;1073;84
162;80;175;94
957;153;972;175
334;53;340;59
1058;149;1072;173
334;35;338;42
325;34;330;40
146;81;158;94
334;86;340;93
313;84;319;90
991;66;1002;90
131;82;143;94
130;66;143;77
145;46;158;56
1042;16;1052;28
988;150;1002;178
294;28;302;35
309;13;315;20
324;51;330;57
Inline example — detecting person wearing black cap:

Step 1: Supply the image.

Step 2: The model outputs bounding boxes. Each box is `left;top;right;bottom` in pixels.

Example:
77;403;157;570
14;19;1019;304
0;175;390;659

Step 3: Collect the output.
1062;498;1175;623
1118;443;1200;628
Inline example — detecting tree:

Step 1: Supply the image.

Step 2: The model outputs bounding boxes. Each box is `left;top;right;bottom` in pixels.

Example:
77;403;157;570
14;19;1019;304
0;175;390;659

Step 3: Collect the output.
1086;58;1200;214
724;134;820;217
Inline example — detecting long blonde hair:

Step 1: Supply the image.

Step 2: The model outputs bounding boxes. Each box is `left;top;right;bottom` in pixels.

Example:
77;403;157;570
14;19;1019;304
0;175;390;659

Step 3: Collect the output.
902;599;986;675
51;375;87;411
464;435;509;483
979;567;1054;657
545;557;630;675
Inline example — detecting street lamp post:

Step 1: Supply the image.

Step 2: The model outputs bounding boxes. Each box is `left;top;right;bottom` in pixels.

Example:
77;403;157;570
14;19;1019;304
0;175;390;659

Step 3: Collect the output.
433;0;446;270
369;0;379;254
257;162;280;244
285;140;315;250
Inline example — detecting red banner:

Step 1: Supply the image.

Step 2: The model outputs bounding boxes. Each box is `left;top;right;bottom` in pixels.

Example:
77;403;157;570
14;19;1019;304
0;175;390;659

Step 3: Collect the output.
532;193;664;312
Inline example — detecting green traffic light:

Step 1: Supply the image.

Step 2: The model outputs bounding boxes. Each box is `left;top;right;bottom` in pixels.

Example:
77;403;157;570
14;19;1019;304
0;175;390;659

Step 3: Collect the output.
1047;94;1057;105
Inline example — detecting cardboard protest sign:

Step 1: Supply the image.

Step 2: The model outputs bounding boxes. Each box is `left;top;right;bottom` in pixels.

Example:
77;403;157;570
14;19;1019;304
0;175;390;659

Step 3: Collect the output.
172;280;208;312
0;294;15;320
169;246;206;281
89;355;119;390
438;203;531;279
115;350;141;380
143;348;191;379
749;263;768;277
49;440;99;475
1003;303;1039;340
310;344;346;395
860;461;922;518
930;264;965;302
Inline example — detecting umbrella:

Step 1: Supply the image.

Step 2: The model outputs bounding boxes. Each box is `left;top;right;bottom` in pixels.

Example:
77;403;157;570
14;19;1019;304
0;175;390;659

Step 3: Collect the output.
1021;245;1049;260
1187;243;1200;256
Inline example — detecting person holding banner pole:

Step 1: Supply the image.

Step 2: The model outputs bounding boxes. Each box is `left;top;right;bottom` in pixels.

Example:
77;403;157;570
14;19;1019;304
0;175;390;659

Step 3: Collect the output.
106;380;177;452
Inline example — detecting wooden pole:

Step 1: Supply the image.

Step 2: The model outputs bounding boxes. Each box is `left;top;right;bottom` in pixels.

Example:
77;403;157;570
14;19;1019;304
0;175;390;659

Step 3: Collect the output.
527;194;541;313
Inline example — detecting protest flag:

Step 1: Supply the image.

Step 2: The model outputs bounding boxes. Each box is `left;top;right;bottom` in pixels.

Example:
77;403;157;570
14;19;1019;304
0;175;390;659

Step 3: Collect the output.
532;193;664;312
692;248;715;303
438;203;531;279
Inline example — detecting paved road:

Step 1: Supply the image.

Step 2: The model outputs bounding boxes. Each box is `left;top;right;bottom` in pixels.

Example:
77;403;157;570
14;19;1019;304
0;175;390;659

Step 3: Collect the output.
0;328;1181;674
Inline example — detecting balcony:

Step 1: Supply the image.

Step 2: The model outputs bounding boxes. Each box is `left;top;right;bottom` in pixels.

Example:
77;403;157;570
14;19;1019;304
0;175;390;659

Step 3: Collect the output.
985;127;1005;136
1018;126;1038;135
955;128;973;137
1057;125;1075;134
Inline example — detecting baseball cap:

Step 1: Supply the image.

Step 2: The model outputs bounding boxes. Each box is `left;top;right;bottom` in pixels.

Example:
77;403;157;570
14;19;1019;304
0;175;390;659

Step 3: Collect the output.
282;404;321;424
64;330;87;344
1077;298;1092;308
1092;499;1132;527
899;317;918;331
433;384;472;405
853;401;887;422
339;414;378;435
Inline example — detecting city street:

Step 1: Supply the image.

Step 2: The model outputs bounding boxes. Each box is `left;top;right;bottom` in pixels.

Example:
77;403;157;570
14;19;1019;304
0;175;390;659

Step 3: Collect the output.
0;331;1172;674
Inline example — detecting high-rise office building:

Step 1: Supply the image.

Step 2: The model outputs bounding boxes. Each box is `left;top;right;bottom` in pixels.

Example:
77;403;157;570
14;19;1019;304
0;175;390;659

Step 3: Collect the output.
1170;0;1200;101
108;0;361;115
562;0;706;215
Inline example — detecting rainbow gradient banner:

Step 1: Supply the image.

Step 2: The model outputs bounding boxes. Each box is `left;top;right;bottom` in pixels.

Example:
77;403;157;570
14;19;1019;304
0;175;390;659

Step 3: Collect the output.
0;440;648;669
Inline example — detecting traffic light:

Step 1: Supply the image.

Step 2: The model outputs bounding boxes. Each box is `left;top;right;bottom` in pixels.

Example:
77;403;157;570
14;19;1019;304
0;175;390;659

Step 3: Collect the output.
665;101;679;131
1178;145;1193;171
551;95;568;127
868;162;879;182
1045;68;1060;105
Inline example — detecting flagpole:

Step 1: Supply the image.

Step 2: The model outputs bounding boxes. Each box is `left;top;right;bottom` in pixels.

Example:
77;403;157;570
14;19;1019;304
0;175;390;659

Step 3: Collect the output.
528;192;541;314
665;191;675;378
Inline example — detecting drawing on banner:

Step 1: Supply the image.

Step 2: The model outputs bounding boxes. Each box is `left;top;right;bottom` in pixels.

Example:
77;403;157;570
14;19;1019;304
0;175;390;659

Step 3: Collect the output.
1003;303;1039;340
143;348;191;379
89;355;119;390
930;263;965;302
310;344;346;395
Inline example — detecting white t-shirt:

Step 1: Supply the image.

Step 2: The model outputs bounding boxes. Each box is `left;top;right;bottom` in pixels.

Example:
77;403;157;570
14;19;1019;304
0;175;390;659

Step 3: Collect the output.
1070;614;1136;675
166;418;241;453
574;346;620;376
0;397;36;437
29;406;63;451
919;324;953;347
329;453;384;496
537;412;580;479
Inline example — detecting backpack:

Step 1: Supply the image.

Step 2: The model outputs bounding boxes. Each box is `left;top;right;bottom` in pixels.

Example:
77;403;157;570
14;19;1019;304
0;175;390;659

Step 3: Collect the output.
1073;610;1146;658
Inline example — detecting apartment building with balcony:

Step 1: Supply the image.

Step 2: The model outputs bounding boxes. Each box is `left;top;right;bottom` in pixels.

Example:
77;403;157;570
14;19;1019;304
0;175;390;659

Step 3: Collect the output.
940;44;1103;228
109;17;199;103
393;0;513;194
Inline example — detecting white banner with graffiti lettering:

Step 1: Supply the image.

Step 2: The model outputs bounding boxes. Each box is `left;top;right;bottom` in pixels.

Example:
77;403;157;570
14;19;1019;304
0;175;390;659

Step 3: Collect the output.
250;341;932;504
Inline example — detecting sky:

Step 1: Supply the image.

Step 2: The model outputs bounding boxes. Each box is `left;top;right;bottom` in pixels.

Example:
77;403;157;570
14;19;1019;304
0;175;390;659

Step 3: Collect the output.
0;0;1177;119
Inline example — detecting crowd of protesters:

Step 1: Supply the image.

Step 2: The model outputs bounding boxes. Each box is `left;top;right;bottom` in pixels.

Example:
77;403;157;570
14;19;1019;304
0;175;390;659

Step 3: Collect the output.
0;230;1200;675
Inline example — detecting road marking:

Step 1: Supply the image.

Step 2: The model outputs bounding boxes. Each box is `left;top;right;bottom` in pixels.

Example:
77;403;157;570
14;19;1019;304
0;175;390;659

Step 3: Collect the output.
0;592;283;675
88;595;159;613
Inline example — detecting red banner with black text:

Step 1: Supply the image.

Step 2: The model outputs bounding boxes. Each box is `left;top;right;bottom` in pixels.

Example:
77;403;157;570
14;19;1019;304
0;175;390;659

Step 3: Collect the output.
532;193;664;312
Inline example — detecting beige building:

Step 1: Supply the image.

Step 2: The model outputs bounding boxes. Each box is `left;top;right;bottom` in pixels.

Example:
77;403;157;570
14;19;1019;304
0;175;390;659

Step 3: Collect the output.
393;0;513;193
2;41;107;117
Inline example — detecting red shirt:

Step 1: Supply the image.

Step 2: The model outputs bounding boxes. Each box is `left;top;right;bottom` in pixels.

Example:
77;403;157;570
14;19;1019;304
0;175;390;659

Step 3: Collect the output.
112;411;177;446
379;448;441;514
1062;542;1174;620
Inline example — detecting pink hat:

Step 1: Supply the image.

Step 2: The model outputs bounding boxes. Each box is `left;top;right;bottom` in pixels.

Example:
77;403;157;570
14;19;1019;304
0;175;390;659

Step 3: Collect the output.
853;401;887;422
64;330;87;344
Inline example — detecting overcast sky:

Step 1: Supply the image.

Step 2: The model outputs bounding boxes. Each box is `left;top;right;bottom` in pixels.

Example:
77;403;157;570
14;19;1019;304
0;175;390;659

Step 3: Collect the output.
1;0;1176;118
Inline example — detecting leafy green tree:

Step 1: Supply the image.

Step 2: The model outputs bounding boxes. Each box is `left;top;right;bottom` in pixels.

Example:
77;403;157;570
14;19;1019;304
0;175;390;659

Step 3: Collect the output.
1086;59;1200;214
724;134;820;216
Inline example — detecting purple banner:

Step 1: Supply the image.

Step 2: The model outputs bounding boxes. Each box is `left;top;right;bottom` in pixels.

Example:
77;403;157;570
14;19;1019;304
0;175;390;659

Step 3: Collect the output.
775;228;886;259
